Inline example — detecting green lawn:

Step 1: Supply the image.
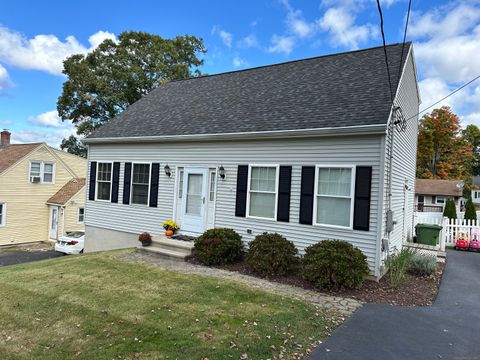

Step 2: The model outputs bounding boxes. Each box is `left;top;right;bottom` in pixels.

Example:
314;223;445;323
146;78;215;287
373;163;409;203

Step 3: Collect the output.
0;251;339;359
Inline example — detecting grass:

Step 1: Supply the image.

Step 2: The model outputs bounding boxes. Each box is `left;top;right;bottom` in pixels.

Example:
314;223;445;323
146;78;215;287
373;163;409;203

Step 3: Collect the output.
0;251;339;359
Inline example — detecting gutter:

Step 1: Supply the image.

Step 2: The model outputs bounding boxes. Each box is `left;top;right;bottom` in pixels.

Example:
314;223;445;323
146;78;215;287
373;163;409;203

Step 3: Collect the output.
82;124;387;144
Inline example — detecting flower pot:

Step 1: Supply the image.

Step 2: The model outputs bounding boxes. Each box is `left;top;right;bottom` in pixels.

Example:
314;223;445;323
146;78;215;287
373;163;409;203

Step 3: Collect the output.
165;229;174;237
141;240;151;247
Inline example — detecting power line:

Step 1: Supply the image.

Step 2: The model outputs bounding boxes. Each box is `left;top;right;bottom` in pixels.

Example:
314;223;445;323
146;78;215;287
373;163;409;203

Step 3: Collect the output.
397;0;412;85
376;0;394;103
407;74;480;121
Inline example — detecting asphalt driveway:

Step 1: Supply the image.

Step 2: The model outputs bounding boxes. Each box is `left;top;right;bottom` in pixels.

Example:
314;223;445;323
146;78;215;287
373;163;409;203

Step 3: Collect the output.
310;250;480;360
0;250;62;266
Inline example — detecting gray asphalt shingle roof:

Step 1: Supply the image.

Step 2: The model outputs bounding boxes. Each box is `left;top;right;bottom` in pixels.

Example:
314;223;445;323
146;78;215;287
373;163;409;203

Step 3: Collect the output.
88;42;411;140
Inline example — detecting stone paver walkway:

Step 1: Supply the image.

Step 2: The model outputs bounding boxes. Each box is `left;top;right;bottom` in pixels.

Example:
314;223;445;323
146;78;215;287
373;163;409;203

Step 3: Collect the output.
121;251;361;316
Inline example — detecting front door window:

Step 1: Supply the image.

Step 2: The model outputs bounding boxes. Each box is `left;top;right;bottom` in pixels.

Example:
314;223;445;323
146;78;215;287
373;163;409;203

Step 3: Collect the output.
186;174;203;215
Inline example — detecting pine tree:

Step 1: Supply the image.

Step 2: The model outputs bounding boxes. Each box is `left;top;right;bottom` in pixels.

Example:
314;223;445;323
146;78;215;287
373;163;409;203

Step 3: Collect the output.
443;198;457;219
464;197;477;221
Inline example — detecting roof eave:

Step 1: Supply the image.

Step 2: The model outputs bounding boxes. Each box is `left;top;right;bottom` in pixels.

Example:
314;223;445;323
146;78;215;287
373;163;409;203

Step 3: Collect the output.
82;124;387;144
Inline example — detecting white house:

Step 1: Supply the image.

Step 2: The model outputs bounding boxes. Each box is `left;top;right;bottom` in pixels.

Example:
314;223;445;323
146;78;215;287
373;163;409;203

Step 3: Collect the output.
415;179;464;212
82;43;420;277
471;176;480;204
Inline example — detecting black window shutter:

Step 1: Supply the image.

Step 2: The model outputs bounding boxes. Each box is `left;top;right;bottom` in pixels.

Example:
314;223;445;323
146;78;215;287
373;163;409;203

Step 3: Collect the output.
149;163;160;208
123;162;132;205
277;166;292;222
111;162;120;203
299;166;315;225
88;161;97;201
353;166;372;231
235;165;249;217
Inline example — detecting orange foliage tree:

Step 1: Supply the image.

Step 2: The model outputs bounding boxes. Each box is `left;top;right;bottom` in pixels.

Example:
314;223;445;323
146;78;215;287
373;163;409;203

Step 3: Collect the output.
416;106;473;180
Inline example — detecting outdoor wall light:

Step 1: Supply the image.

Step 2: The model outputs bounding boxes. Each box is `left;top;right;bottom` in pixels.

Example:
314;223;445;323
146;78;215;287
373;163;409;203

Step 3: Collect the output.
218;165;226;180
164;164;171;177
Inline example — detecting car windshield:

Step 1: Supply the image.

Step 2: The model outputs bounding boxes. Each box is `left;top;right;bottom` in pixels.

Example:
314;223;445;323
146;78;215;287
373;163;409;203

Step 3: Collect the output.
66;231;85;238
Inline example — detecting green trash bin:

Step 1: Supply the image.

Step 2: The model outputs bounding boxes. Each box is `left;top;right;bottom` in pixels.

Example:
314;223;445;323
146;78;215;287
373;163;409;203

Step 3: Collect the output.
415;223;442;246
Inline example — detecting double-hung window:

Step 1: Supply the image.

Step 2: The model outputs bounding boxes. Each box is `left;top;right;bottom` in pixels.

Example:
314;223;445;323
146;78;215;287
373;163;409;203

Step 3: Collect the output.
315;166;354;228
29;161;55;183
131;163;150;205
77;208;85;224
248;165;278;219
0;202;5;227
96;162;112;201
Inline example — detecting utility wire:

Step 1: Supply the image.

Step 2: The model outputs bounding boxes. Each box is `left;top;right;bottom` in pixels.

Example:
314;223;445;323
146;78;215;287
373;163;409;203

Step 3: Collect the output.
407;74;480;121
376;0;394;103
397;0;412;85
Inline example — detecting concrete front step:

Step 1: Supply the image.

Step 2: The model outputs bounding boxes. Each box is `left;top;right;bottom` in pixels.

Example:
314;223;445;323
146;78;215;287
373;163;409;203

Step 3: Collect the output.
137;236;194;260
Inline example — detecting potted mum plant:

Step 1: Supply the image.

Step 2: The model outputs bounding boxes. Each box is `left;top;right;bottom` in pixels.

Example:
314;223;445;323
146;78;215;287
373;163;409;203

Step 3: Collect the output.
138;232;152;247
163;220;179;237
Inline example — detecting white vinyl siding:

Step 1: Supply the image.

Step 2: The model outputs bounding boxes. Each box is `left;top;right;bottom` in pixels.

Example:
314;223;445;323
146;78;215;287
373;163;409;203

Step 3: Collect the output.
86;134;383;272
315;166;354;228
131;163;150;205
0;203;5;227
96;162;112;201
247;165;278;220
29;161;55;183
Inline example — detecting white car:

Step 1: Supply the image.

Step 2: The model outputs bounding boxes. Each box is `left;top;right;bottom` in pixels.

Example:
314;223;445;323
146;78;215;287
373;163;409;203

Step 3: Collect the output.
55;231;85;254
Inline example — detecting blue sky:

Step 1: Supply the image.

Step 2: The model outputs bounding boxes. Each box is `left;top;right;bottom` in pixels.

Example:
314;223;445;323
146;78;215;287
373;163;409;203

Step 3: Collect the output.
0;0;479;147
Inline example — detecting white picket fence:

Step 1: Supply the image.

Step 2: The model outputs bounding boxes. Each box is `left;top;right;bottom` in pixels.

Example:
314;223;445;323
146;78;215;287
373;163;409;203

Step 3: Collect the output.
413;211;480;228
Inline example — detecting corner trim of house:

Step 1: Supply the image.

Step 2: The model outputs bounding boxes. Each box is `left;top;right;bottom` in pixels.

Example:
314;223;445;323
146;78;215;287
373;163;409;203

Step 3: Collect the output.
375;134;387;278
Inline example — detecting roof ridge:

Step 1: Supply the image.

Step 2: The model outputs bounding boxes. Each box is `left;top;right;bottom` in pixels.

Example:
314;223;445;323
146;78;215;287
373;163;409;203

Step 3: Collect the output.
164;42;410;85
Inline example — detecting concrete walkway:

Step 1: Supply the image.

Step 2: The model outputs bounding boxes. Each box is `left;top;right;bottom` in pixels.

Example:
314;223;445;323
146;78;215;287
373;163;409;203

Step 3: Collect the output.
309;250;480;360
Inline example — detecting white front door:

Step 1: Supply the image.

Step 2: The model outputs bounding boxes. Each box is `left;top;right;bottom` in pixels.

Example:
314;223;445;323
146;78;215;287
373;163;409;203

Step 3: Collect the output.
181;168;208;234
50;206;59;240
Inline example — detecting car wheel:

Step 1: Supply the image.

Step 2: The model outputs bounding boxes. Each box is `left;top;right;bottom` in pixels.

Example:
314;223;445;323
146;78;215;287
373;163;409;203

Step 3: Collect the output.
80;249;84;254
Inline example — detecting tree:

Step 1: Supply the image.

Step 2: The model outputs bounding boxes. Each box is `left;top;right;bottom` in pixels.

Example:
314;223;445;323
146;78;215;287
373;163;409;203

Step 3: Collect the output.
57;31;206;152
416;106;474;180
464;197;477;221
60;135;87;158
443;198;457;220
463;124;480;176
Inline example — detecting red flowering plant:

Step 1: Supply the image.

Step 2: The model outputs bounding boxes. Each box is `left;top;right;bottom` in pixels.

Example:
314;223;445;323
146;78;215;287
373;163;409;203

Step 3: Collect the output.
138;232;152;246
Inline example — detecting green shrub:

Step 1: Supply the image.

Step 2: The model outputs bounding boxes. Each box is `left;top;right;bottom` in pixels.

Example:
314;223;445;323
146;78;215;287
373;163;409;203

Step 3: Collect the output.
385;247;416;288
408;254;437;276
246;233;300;276
443;198;457;219
193;228;244;265
464;197;477;221
302;240;370;290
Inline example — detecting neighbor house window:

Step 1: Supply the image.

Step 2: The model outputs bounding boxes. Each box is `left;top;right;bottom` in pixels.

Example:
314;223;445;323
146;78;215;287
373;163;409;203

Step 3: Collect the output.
315;166;354;228
0;203;5;227
131;163;150;205
248;165;278;219
418;195;424;203
96;162;112;201
436;196;446;204
29;161;55;183
77;208;85;224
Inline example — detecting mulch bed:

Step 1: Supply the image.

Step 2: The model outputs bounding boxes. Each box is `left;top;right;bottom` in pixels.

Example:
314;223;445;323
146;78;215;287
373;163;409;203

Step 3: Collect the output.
187;257;445;307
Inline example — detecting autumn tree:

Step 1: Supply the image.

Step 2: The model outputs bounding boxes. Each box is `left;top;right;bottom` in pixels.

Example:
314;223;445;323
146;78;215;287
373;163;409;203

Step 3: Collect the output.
416;106;473;180
463;124;480;176
57;31;206;156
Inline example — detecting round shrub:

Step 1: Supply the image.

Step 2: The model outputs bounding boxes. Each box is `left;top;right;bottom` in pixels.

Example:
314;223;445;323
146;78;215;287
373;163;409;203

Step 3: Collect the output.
193;228;244;265
246;232;300;276
302;240;370;289
408;253;437;276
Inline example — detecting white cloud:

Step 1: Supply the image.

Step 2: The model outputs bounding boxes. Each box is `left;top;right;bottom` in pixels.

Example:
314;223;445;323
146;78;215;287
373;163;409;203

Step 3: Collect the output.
318;7;377;49
238;34;259;48
281;0;316;38
0;27;116;75
11;128;75;148
0;64;12;93
28;110;63;128
211;26;233;48
0;119;11;126
232;56;248;68
409;1;480;126
267;35;296;55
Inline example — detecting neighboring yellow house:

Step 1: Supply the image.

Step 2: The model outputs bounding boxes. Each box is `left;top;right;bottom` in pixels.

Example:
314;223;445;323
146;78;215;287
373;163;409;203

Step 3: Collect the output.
0;131;87;245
